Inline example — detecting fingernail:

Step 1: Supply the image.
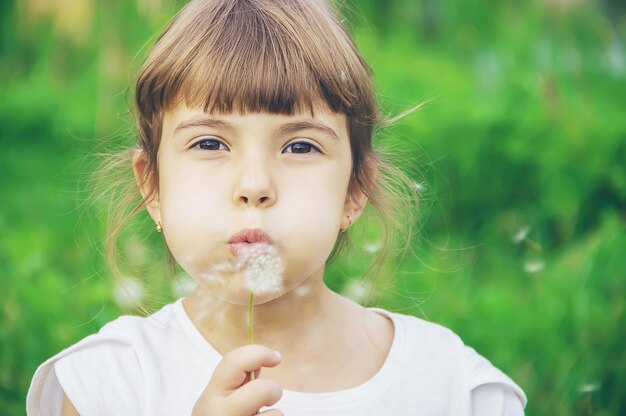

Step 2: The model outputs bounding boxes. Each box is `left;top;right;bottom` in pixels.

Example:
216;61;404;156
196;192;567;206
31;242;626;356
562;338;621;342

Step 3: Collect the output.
273;350;282;360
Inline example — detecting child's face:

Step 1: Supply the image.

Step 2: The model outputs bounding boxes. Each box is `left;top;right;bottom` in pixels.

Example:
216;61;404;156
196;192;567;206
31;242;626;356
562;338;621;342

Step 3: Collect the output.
139;105;364;304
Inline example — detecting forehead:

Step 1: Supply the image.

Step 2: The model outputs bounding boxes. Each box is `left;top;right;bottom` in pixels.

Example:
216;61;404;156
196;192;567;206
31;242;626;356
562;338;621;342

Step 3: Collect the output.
161;105;349;141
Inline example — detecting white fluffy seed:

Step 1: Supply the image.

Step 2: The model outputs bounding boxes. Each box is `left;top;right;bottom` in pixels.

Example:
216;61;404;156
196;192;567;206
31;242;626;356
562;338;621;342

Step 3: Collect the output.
239;244;284;295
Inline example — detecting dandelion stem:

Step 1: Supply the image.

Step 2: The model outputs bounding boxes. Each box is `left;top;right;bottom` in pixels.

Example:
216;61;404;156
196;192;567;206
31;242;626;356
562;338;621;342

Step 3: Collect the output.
248;292;254;344
247;291;255;381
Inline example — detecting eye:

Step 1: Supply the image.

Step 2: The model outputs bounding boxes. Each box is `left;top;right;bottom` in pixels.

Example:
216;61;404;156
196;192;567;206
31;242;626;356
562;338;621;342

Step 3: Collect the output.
192;138;229;151
283;141;320;154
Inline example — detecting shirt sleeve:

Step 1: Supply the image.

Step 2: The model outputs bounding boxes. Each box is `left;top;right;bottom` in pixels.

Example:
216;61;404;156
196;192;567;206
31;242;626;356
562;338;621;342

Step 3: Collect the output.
54;340;144;416
465;346;527;413
27;335;145;416
471;384;525;415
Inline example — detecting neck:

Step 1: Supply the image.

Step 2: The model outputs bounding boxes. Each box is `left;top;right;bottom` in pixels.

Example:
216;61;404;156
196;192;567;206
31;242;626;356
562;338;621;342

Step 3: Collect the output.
183;272;355;354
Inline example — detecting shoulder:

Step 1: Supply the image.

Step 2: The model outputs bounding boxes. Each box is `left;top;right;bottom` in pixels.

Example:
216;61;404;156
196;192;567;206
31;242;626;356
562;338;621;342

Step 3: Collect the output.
380;309;467;356
98;300;182;341
377;309;527;410
27;302;182;416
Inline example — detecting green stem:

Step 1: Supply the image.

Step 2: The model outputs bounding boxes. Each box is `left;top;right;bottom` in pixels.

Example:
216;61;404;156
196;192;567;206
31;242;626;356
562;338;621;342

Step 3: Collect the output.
247;292;255;381
248;292;254;344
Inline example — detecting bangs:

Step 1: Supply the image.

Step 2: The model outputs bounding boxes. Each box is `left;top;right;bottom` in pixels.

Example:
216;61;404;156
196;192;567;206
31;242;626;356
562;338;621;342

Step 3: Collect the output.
136;0;375;123
180;6;327;116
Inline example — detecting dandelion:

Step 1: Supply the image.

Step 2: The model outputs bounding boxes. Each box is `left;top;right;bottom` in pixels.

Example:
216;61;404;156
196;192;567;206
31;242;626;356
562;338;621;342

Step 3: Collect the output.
236;244;284;380
240;244;284;296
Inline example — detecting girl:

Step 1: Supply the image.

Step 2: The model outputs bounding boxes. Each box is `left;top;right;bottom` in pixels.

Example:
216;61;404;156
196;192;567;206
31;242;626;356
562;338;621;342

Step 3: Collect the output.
28;0;526;414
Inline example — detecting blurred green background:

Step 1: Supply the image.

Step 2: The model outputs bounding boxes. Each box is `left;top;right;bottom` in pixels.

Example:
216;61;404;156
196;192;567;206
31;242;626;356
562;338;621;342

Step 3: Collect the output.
1;0;625;414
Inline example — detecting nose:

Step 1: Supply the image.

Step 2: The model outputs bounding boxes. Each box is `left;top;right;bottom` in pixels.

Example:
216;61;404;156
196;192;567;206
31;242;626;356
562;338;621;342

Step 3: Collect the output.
233;159;276;208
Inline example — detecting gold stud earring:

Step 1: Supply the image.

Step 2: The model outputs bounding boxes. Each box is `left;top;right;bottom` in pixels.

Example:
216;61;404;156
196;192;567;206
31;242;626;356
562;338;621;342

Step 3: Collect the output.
156;221;163;233
341;215;352;233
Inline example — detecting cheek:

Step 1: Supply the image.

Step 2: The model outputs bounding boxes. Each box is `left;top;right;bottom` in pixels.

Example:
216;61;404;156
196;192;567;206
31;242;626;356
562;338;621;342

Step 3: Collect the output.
276;168;349;260
283;165;348;218
159;158;228;221
157;168;231;272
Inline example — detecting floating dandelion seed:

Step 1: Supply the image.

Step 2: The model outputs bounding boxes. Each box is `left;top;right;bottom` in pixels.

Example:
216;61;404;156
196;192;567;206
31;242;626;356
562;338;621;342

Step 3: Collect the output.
113;277;145;308
362;241;383;254
171;272;197;298
412;181;426;192
512;226;542;251
579;382;601;394
294;285;311;297
513;226;530;244
343;280;370;304
523;260;545;274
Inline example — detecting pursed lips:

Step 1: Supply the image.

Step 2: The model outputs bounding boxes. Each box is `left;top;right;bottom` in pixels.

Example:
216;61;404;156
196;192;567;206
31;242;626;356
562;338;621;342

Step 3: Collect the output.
228;228;273;255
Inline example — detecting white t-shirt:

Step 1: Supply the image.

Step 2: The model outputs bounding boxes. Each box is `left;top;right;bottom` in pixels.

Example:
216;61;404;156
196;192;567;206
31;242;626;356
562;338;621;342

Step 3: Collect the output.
27;299;526;415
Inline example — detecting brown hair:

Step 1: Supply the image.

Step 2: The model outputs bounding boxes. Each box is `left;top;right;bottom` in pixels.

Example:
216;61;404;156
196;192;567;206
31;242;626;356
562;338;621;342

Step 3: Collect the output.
105;0;418;283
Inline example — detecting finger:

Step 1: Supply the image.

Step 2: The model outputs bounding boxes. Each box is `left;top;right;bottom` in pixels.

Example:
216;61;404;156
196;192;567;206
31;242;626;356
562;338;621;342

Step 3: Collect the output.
210;345;282;392
258;409;284;416
226;378;283;416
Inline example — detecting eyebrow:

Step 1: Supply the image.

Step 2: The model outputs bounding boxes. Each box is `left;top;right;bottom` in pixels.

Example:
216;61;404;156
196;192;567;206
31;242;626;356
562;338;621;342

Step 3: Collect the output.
172;117;340;140
278;121;340;140
173;117;235;136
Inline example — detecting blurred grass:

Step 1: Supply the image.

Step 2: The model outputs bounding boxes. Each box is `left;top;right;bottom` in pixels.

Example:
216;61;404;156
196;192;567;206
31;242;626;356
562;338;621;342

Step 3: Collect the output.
1;0;625;415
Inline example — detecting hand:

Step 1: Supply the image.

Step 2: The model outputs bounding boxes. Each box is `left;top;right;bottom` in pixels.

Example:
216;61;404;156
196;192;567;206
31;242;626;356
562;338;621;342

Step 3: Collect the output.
192;344;284;416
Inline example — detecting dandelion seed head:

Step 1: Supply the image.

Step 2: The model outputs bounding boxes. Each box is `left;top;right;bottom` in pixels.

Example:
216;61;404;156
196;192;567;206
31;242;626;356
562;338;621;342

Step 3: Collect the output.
192;245;284;296
238;244;284;295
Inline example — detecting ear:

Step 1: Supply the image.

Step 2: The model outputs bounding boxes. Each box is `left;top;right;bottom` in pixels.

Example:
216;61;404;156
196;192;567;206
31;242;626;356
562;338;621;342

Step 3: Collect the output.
132;149;161;224
341;185;368;231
